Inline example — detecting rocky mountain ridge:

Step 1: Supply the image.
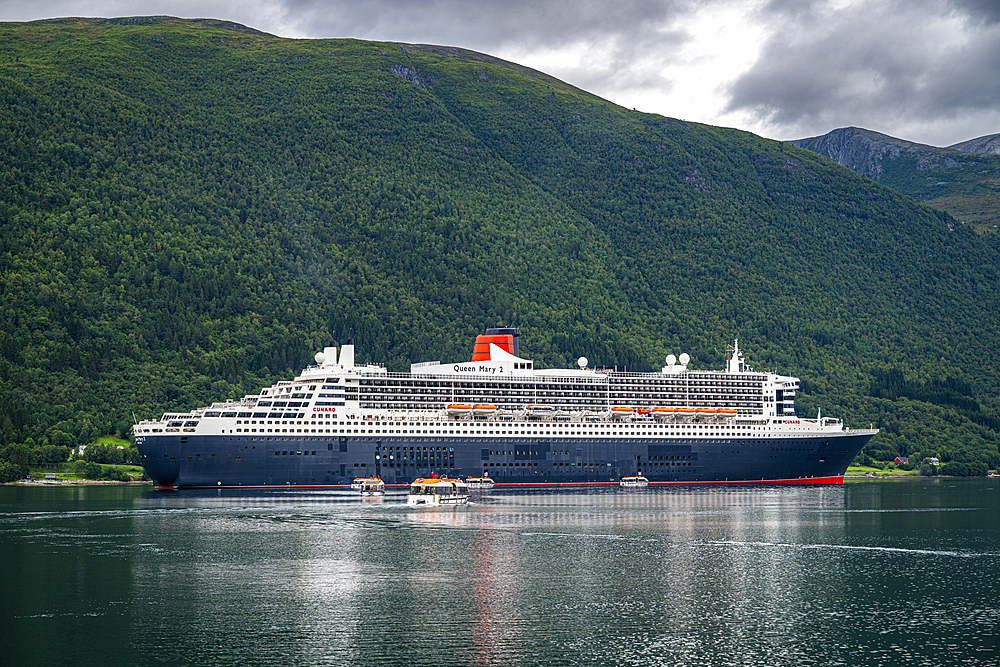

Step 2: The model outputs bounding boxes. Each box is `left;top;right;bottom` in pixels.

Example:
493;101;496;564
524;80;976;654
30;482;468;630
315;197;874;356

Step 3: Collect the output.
948;133;1000;154
789;127;1000;232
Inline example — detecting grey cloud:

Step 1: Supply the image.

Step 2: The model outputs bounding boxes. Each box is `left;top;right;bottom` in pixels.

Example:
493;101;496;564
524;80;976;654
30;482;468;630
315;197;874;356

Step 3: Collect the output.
277;0;699;101
949;0;1000;24
725;0;1000;142
280;0;693;48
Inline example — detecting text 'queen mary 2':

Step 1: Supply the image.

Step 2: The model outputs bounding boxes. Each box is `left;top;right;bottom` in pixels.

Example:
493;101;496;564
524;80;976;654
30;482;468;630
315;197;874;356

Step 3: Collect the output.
134;328;878;489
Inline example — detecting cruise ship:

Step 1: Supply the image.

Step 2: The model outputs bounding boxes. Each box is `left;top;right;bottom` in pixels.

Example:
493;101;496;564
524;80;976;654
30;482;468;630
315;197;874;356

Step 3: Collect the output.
133;328;878;488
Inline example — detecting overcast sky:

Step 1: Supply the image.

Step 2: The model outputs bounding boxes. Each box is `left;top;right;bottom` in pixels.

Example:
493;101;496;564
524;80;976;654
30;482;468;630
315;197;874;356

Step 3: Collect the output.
3;0;999;146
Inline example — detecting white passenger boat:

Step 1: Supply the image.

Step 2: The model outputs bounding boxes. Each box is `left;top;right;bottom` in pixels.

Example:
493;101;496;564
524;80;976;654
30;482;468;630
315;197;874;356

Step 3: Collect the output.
351;477;385;495
407;477;470;506
465;475;495;489
619;475;649;488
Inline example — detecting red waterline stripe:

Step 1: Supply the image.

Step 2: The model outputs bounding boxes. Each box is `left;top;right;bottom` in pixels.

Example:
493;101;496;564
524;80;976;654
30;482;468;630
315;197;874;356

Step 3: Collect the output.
650;476;844;486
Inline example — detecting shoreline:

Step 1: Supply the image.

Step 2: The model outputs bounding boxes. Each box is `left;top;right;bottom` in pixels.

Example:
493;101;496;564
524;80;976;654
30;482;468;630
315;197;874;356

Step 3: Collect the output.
7;475;994;486
5;479;152;486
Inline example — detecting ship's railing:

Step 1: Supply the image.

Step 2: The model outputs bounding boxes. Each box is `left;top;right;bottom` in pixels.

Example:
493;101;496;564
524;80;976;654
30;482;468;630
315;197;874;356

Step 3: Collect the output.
604;369;769;380
363;370;609;384
357;406;768;425
359;368;770;383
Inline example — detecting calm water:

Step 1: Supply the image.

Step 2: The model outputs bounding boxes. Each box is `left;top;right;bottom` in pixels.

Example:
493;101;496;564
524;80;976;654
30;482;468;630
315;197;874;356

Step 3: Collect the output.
2;479;997;667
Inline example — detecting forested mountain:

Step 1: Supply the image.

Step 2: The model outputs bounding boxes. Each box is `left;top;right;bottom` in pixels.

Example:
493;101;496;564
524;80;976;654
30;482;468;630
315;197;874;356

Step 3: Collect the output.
1;17;998;473
789;127;1000;233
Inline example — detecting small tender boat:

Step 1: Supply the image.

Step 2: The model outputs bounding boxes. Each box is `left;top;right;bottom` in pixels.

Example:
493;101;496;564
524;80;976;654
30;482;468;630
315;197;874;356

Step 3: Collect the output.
610;406;634;419
351;477;385;495
619;475;649;488
407;477;471;506
465;476;495;489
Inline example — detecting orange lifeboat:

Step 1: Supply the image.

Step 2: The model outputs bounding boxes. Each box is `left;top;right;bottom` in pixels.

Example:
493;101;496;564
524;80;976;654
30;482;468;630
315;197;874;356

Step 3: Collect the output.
652;407;674;420
447;404;473;417
611;406;634;419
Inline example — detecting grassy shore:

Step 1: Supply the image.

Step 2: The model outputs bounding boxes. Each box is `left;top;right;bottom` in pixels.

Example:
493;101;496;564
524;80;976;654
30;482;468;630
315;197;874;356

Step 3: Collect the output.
5;463;955;485
845;465;921;480
20;462;149;484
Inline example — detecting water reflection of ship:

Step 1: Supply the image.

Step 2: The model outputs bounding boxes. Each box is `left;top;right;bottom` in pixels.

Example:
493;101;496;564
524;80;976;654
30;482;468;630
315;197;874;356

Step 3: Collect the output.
472;529;521;666
400;486;846;532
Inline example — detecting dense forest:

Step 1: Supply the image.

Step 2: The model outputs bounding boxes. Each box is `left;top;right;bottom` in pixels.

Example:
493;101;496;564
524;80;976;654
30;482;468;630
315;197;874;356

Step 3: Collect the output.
1;17;998;475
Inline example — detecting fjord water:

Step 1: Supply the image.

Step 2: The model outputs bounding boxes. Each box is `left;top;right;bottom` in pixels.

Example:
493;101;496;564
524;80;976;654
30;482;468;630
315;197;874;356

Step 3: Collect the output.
2;480;997;667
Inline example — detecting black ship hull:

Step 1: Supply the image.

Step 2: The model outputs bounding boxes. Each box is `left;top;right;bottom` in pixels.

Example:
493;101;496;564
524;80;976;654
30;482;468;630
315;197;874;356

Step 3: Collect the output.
136;430;875;488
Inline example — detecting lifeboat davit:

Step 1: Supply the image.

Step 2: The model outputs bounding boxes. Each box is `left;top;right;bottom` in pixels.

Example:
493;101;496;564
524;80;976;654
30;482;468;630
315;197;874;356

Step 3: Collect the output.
527;404;555;417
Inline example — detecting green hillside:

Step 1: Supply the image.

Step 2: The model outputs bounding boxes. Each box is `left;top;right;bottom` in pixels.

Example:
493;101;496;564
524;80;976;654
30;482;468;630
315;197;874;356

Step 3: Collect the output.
1;17;998;474
789;127;1000;234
